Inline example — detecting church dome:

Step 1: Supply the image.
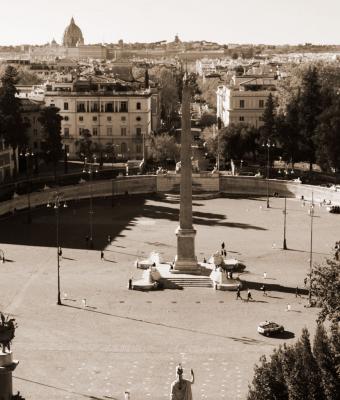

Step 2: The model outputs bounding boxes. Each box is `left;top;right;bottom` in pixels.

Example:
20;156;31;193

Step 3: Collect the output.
63;17;84;47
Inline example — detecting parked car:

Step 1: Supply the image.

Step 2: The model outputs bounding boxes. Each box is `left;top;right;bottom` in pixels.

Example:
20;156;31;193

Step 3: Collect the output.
328;205;340;214
257;321;284;336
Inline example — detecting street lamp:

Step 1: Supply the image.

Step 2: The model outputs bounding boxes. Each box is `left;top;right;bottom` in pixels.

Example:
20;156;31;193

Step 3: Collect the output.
83;155;98;249
47;194;68;305
282;196;288;250
20;149;35;224
308;192;315;306
262;139;275;208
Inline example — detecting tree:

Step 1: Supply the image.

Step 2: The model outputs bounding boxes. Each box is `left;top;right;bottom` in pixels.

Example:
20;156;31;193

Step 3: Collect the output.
145;68;149;89
297;66;322;171
38;106;63;181
313;323;339;400
148;133;180;166
311;255;340;324
260;92;276;141
76;129;94;160
159;68;180;129
220;123;259;161
315;95;340;177
276;92;302;165
248;327;339;400
199;113;217;128
0;65;28;177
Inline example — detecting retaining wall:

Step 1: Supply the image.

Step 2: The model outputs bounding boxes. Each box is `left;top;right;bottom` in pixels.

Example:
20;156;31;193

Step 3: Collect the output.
0;174;339;218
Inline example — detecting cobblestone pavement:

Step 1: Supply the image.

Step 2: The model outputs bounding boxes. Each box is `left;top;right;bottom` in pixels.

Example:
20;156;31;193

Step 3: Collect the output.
0;196;338;399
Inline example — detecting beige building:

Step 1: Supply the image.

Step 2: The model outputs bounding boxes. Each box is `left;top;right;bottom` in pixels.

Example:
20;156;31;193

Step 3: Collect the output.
216;75;277;128
44;80;160;160
0;139;15;182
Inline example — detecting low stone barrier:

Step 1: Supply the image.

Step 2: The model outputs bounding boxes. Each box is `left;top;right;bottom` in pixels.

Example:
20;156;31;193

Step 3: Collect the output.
0;174;339;218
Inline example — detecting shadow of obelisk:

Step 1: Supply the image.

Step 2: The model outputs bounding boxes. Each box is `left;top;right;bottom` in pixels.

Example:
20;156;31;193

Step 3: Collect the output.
172;77;200;274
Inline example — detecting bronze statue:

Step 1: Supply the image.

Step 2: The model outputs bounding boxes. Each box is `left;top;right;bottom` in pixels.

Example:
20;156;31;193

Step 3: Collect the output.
0;312;17;353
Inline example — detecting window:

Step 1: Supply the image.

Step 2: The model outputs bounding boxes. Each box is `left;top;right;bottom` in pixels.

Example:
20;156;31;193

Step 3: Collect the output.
136;144;142;153
64;127;70;138
136;127;142;136
136;102;141;110
93;127;98;136
33;141;38;149
64;102;69;110
121;142;127;153
92;116;97;122
33;129;38;136
107;127;112;136
79;128;84;135
259;116;263;121
121;127;127;136
240;100;245;108
107;116;112;122
259;100;264;108
91;102;99;112
136;116;141;122
77;102;85;112
79;116;84;122
65;145;69;153
121;116;126;122
239;116;245;122
64;116;69;121
105;103;113;112
120;101;128;112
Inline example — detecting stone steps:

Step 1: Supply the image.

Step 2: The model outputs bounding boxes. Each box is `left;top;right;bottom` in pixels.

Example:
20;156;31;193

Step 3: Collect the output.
161;276;213;288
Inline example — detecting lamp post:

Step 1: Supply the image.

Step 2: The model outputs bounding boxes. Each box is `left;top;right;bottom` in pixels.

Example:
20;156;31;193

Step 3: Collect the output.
20;149;35;224
83;155;98;249
262;139;275;208
283;196;288;250
47;193;67;305
308;192;314;306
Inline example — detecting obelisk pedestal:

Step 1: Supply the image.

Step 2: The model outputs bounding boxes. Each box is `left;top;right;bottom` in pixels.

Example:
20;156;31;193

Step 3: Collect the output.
0;351;19;400
173;77;200;274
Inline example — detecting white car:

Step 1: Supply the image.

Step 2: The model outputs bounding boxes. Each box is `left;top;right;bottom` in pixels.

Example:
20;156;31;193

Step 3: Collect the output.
257;321;284;336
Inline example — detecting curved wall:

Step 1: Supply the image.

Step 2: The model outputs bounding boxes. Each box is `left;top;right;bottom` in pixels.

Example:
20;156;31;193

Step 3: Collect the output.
0;174;339;217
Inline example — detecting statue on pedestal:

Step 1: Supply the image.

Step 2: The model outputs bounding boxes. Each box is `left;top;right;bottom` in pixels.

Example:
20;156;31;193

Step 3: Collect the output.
0;312;17;353
170;364;194;400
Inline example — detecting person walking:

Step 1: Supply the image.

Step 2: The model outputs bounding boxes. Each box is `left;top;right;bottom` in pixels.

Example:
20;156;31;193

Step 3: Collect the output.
295;286;301;298
304;277;307;287
221;242;225;250
247;289;253;302
261;284;267;296
236;285;242;300
100;250;104;261
263;272;267;280
85;235;89;248
107;235;112;245
58;247;62;257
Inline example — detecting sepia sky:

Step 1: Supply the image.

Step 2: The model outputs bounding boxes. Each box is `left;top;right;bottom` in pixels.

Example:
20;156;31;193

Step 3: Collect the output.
1;0;339;45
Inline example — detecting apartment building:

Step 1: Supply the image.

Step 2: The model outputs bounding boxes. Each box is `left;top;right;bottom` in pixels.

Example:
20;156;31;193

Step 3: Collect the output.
44;79;160;160
216;75;277;128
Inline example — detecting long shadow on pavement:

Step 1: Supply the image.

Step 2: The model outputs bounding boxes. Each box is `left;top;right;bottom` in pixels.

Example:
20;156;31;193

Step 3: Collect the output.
241;279;309;296
0;195;266;250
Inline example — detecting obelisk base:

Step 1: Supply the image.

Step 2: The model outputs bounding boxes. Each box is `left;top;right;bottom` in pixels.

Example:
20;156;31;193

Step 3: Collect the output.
0;351;19;400
173;227;201;274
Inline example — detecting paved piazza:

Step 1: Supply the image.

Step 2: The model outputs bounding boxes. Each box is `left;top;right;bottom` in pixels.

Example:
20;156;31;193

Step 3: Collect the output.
0;195;338;400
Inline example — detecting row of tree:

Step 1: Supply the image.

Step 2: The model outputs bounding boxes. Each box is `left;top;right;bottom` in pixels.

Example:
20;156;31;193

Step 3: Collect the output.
248;247;339;399
263;65;340;174
248;323;339;400
0;65;62;180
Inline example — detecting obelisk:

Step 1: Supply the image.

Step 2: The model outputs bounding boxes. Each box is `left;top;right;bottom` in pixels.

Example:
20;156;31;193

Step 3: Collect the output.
173;77;200;274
